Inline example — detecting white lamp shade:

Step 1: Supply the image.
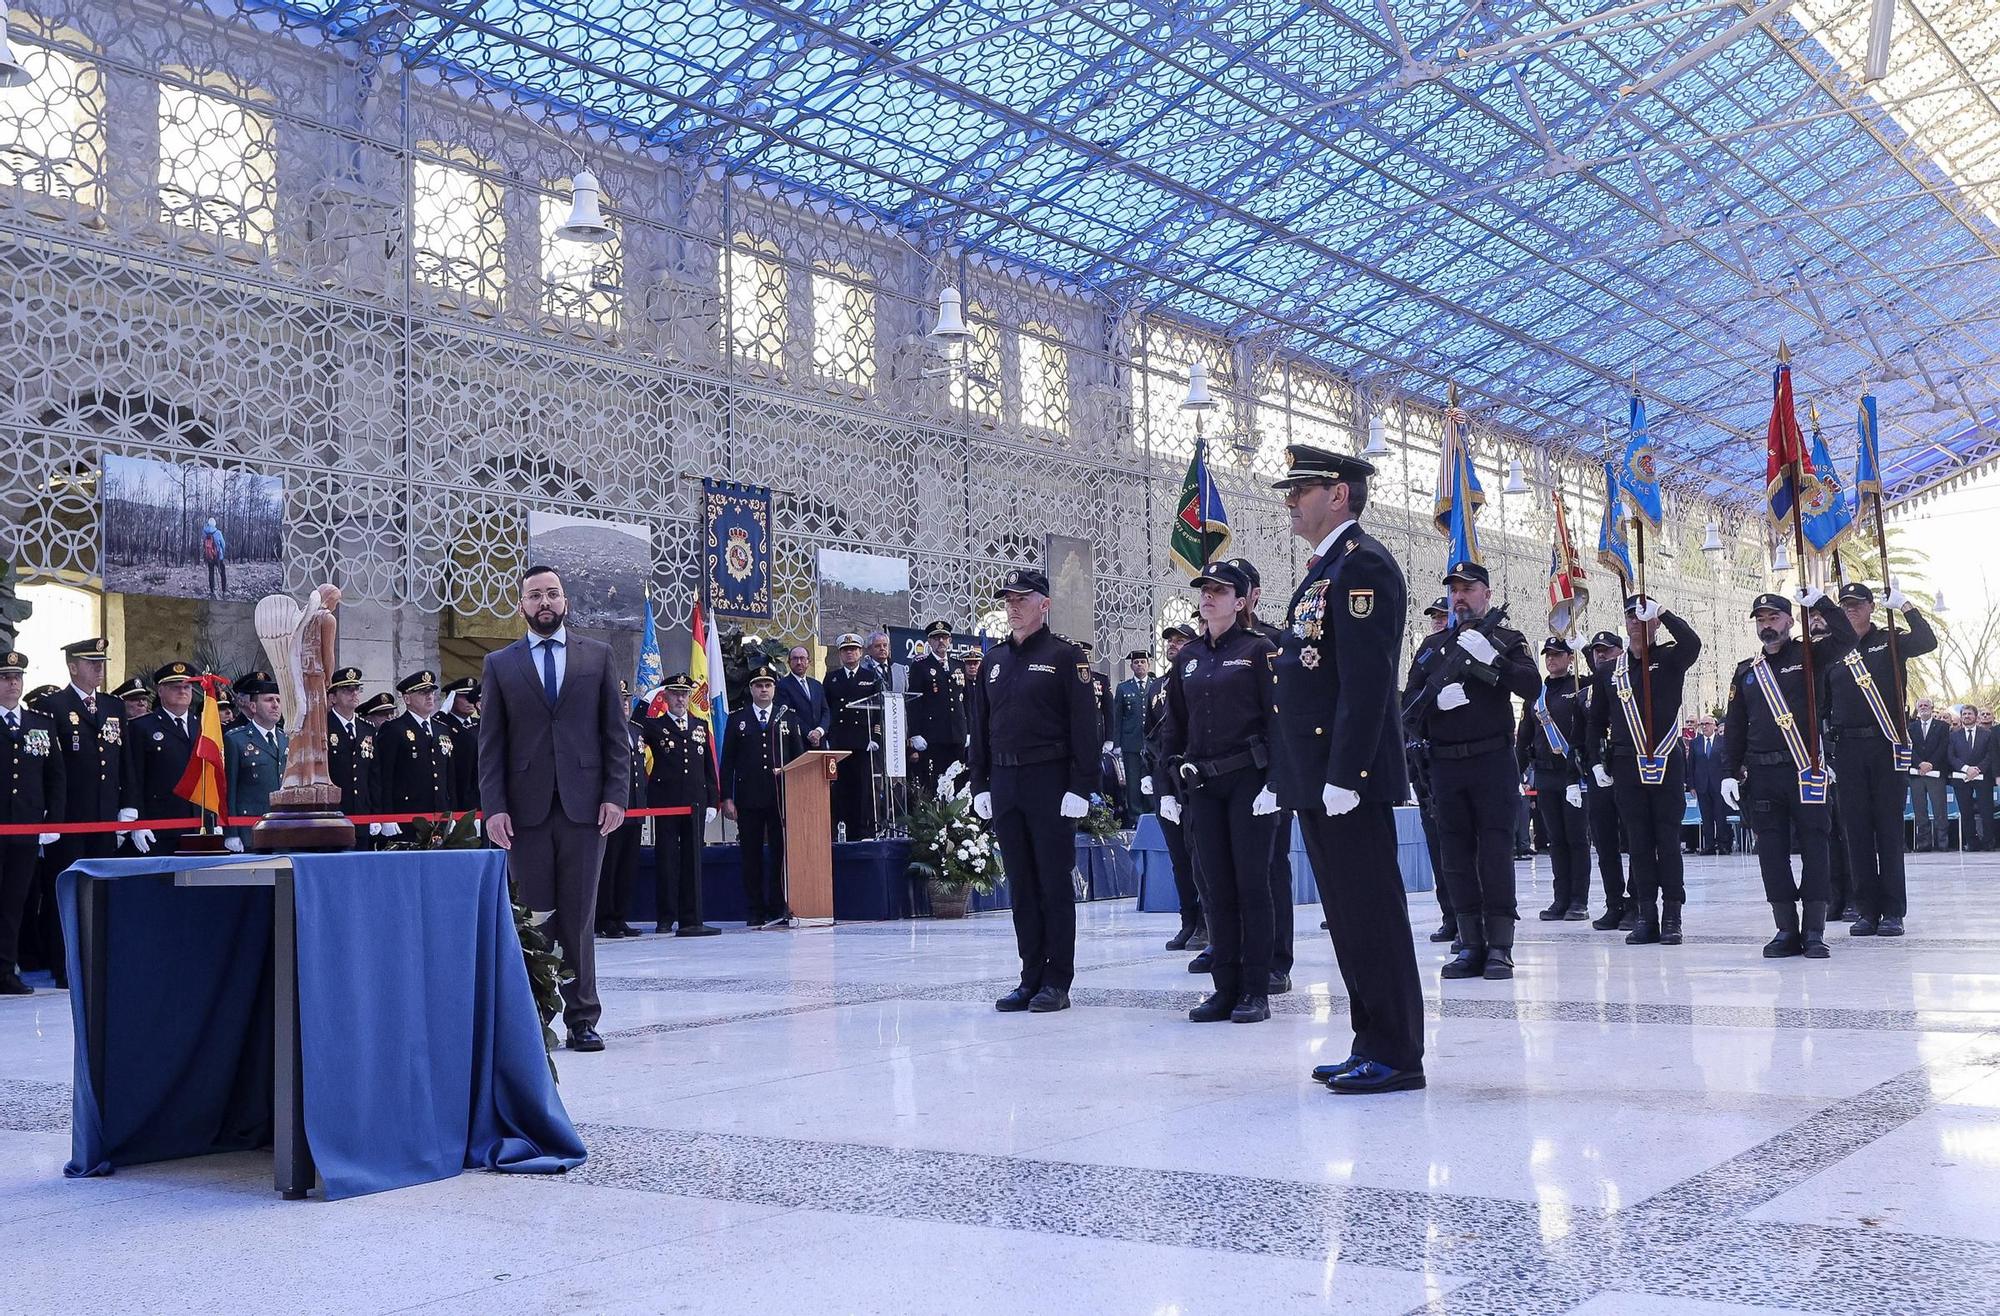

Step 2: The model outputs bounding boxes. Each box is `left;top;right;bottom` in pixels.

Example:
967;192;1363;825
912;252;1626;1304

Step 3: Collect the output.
1502;457;1528;495
1181;360;1218;412
1771;542;1792;573
1700;520;1724;553
553;169;613;244
0;10;33;90
1362;414;1389;456
929;285;971;342
1934;589;1948;615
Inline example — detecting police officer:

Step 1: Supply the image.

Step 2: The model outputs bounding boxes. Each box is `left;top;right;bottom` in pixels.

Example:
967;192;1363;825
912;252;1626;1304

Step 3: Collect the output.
1113;651;1150;824
327;666;388;845
119;663;204;856
1406;597;1455;944
1077;640;1116;767
1516;637;1592;922
357;691;397;729
1580;631;1632;929
1721;590;1858;959
825;634;883;840
0;650;63;994
643;672;720;936
720;661;806;928
970;567;1099;1014
222;676;288;850
33;637;124;984
1583;595;1703;945
1228;556;1297;994
438;677;482;811
376;670;454;815
1269;444;1425;1094
906;621;965;801
1159;560;1280;1024
1145;621;1206;952
112;677;152;724
596;685;648;939
1826;582;1936;937
1405;562;1540;980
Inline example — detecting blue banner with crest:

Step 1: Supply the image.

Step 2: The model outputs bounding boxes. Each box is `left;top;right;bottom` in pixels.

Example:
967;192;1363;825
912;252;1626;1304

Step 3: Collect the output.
702;479;773;618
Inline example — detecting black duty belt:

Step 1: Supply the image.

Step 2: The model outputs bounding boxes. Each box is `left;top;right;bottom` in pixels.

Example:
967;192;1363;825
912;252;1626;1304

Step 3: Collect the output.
1430;735;1512;761
991;750;1064;768
1746;750;1795;767
1828;724;1887;742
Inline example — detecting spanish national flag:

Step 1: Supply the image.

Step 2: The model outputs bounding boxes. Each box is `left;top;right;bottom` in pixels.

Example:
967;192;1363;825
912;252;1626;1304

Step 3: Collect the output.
174;674;228;814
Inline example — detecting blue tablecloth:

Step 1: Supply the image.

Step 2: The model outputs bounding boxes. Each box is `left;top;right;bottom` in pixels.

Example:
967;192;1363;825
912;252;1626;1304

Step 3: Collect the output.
1135;806;1434;914
58;851;584;1200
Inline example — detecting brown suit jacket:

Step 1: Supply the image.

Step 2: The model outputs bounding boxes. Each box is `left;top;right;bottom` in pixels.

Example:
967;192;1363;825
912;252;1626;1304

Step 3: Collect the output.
477;632;631;828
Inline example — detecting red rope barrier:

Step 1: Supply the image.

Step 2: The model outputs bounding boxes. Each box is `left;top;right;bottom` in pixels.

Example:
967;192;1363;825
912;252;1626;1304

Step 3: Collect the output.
0;804;694;838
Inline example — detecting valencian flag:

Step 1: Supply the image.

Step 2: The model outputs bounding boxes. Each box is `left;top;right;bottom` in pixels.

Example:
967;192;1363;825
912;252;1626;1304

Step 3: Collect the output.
1432;397;1484;565
1854;394;1883;499
1802;411;1855;555
1547;489;1589;636
636;597;664;706
1597;459;1634;586
1618;390;1665;529
1764;342;1823;529
173;673;228;814
1169;437;1232;576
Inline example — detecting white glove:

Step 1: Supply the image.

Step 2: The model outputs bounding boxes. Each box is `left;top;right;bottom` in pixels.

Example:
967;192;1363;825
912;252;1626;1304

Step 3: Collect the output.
1592;764;1613;789
973;791;993;820
117;807;138;823
1322;784;1360;816
1102;741;1115;756
705;807;718;824
910;736;928;753
1252;785;1279;816
368;822;382;836
223;836;244;853
379;821;401;838
471;816;483;836
37;832;57;846
1059;792;1090;819
129;829;155;854
1634;598;1661;622
1565;784;1583;808
1139;775;1154;795
1436;682;1470;710
1157;795;1181;824
1455;630;1498;664
866;741;878;752
1721;778;1740;809
1796;586;1826;608
1887;586;1908;610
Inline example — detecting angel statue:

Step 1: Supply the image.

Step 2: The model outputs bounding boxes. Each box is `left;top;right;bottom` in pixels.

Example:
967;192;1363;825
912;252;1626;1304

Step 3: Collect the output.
249;583;356;850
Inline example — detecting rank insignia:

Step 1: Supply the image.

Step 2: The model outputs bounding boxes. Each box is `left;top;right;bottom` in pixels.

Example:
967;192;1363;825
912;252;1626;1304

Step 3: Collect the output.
1348;588;1375;618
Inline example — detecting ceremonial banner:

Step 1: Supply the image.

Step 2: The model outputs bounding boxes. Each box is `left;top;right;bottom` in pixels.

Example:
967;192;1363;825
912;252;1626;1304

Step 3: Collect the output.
1802;417;1854;555
1597;460;1634;587
1547;489;1588;636
1618;393;1664;529
1854;395;1883;499
702;479;773;618
635;598;664;703
1169;438;1231;575
1764;347;1822;530
1432;399;1484;566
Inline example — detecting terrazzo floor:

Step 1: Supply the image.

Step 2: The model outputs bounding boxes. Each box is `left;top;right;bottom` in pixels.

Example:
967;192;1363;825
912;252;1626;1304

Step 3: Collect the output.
6;849;2000;1314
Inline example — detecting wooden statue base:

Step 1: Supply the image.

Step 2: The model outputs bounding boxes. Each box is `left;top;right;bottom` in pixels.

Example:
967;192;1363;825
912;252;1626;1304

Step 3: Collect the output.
251;811;356;853
175;832;231;856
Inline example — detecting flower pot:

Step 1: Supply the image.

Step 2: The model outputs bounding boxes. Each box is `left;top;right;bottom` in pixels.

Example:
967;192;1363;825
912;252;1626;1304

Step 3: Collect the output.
927;879;971;920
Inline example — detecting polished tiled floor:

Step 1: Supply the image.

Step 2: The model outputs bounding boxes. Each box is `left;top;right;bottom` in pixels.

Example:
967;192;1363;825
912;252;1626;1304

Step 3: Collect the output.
7;851;2000;1314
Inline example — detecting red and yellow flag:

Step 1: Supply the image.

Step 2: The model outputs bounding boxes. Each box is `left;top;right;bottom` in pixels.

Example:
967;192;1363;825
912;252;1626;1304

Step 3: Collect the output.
173;674;227;814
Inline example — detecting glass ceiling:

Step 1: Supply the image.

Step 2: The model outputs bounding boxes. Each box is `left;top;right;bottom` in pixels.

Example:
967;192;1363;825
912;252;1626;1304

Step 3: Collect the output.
262;0;2000;505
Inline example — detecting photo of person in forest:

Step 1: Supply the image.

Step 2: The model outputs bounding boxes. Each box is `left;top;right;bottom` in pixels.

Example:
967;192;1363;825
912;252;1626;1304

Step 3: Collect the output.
100;456;284;601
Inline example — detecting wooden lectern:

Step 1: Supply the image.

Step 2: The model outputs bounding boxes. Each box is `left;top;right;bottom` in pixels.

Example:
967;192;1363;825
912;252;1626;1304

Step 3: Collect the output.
781;749;848;926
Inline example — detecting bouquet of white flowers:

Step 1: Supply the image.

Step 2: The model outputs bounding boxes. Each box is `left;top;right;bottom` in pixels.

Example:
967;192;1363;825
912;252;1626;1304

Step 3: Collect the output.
907;762;1003;894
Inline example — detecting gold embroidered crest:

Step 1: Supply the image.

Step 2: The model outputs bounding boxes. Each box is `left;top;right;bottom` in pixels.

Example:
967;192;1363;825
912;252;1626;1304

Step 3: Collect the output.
1348;588;1375;618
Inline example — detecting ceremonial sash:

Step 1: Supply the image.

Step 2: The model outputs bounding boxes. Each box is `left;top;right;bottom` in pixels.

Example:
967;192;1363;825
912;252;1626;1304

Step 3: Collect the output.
1748;654;1828;804
1612;653;1679;786
1840;649;1913;773
1533;686;1570;758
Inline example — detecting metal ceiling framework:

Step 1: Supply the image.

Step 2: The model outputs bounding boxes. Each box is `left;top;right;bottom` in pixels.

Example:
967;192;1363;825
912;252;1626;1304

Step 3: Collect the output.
256;0;2000;505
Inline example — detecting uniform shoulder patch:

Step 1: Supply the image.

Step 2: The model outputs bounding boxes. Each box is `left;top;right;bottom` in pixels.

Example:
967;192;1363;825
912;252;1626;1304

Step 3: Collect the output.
1077;663;1092;684
1348;588;1374;618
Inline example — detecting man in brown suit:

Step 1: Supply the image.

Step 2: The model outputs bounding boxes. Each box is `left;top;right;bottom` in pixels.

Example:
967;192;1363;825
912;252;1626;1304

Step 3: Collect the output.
479;565;631;1052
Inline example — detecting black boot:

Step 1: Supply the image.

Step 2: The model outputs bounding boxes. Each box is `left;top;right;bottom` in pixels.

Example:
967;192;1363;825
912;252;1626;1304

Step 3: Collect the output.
1658;901;1683;946
1802;901;1831;959
1440;944;1487;978
1185;922;1210;951
1592;901;1624;931
1165;923;1196;951
1617;907;1638;932
1625;899;1660;945
1428;919;1458;943
1482;948;1515;980
1538;903;1565;921
1188;991;1235;1023
1763;902;1804;958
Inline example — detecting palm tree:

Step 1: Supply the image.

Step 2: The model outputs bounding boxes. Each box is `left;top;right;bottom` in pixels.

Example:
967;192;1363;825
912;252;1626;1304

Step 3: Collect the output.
1831;520;1949;698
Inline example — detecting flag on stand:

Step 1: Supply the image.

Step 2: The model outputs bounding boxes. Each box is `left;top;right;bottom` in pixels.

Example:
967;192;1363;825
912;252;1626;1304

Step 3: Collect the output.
635;597;664;709
1432;398;1484;566
1597;460;1634;588
688;597;727;779
173;673;228;815
1618;391;1665;529
1764;342;1823;530
1854;394;1883;501
1169;438;1231;575
1802;410;1854;555
1547;488;1589;636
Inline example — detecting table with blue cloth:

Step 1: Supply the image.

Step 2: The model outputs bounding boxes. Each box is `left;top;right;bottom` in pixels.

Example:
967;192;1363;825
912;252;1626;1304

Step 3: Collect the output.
1135;806;1434;914
58;851;585;1201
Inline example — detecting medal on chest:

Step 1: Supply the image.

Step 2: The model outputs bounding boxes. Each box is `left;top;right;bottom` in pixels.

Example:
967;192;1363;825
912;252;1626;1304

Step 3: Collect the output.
1292;582;1329;640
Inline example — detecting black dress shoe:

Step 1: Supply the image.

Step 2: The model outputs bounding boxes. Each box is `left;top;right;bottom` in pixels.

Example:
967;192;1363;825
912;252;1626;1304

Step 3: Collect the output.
1320;919;1329;930
1763;932;1805;958
1328;1060;1425;1094
1482;949;1514;980
1849;916;1878;937
0;971;30;996
1626;920;1660;946
1188;992;1235;1022
1591;907;1624;930
1028;986;1071;1012
1538;904;1565;921
995;986;1035;1012
1185;923;1210;950
566;1028;605;1052
1165;925;1196;951
1878;916;1905;937
595;924;622;939
677;924;721;937
1267;971;1292;995
1229;994;1270;1023
1803;935;1831;960
1564;905;1590;921
1187;949;1214;974
1617;910;1638;932
1440;947;1486;979
614;922;639;937
1428;922;1458;942
1311;1055;1364;1083
655;924;675;935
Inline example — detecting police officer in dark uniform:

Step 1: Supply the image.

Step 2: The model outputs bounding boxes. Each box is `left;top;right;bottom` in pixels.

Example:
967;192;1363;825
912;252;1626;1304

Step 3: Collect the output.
1159;560;1280;1023
1113;650;1151;824
32;637;124;983
825;633;883;840
357;691;397;728
1826;582;1936;937
111;676;152;724
0;649;63;994
1077;640;1116;768
1405;562;1541;980
642;672;720;936
1721;590;1858;959
325;665;380;841
376;670;454;815
970;567;1099;1014
1269;445;1425;1094
1516;637;1592;921
596;684;648;939
1145;621;1206;951
438;676;482;811
1229;556;1297;993
720;661;806;928
1406;596;1455;944
1580;631;1632;930
1582;595;1703;945
905;621;965;802
118;662;203;857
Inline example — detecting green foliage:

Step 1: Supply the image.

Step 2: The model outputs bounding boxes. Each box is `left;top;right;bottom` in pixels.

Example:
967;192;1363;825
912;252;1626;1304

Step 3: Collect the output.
1078;793;1122;843
0;560;32;649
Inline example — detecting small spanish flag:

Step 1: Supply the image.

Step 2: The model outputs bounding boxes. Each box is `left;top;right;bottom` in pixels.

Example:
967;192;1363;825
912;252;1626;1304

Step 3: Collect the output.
173;674;228;814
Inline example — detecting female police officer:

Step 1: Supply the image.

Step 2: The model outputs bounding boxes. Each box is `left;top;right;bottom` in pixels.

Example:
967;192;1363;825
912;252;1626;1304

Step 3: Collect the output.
1159;560;1282;1024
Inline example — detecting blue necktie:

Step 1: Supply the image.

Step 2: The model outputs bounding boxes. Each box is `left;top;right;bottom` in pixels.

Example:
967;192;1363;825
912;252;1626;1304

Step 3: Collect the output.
539;638;560;704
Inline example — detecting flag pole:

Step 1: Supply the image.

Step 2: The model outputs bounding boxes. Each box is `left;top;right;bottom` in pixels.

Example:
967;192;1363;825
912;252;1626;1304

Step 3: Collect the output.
1615;395;1656;755
1779;348;1822;773
1873;487;1906;725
